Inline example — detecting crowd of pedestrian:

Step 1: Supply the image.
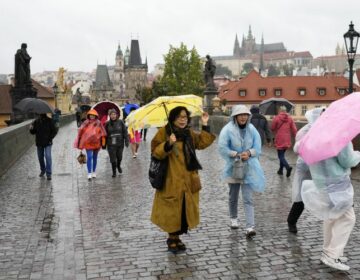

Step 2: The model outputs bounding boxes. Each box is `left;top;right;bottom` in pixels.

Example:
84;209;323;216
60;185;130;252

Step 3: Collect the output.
28;101;359;272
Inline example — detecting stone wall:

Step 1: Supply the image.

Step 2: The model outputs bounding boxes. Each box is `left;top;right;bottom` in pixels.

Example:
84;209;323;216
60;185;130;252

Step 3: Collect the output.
0;114;75;177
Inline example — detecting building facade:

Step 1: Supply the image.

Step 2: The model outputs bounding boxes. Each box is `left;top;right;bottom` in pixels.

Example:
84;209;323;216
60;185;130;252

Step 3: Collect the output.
213;26;313;77
124;39;148;101
104;40;148;103
218;70;360;120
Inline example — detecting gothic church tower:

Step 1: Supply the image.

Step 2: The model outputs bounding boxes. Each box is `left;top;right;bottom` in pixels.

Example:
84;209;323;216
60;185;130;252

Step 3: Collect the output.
113;44;125;97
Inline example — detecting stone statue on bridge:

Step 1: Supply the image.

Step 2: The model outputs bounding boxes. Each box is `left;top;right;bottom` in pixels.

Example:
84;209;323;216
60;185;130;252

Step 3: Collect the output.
204;55;216;90
15;43;32;87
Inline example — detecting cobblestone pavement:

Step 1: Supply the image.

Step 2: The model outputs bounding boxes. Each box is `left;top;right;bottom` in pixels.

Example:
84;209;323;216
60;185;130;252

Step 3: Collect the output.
1;121;360;280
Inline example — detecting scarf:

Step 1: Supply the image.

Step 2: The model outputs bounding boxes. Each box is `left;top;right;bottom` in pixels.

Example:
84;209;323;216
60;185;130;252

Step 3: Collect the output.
165;124;202;171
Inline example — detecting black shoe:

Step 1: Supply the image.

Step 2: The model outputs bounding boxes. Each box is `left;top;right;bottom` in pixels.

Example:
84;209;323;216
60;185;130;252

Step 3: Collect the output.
117;166;122;174
39;171;45;177
112;173;116;178
166;238;178;253
277;169;283;175
46;176;52;181
286;167;293;177
288;223;298;234
176;239;186;251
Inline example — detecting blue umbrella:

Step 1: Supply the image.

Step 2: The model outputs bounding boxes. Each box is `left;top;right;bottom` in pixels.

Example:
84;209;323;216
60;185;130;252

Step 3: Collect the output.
124;103;139;115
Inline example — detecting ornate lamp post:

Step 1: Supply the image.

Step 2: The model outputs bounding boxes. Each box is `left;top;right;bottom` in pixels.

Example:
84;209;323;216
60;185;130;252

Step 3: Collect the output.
52;83;58;109
343;21;359;93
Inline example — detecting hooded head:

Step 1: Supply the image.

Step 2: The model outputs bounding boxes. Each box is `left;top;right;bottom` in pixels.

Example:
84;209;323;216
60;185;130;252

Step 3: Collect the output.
231;105;251;126
231;105;251;117
305;107;325;124
250;105;260;114
108;108;118;121
87;109;99;119
108;108;117;116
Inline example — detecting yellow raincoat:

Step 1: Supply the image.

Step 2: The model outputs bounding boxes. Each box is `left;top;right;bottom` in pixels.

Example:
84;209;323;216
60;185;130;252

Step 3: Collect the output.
150;126;215;233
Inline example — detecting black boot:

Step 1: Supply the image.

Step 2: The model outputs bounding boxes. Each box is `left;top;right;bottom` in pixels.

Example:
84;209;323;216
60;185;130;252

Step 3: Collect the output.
287;202;304;233
111;162;116;177
117;160;122;174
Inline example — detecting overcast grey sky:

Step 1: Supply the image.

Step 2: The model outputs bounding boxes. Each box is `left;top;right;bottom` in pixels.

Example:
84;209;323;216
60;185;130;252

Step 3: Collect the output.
0;0;359;74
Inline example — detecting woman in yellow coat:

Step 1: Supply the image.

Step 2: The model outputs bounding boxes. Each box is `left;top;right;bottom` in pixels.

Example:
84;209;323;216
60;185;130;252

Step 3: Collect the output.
151;106;216;253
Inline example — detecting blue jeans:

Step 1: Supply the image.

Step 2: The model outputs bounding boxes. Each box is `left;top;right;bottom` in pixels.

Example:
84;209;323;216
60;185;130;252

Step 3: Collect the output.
86;149;99;173
37;145;52;176
228;183;254;228
277;149;290;171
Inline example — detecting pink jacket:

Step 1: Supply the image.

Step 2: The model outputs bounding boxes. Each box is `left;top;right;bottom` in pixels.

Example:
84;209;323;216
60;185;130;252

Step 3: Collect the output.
271;112;297;149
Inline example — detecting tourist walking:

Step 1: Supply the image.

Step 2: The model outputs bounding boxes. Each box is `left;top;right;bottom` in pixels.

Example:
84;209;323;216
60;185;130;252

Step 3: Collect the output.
301;142;360;271
250;105;272;146
104;109;129;177
287;108;324;233
151;106;215;253
74;109;106;180
29;113;58;180
271;105;297;177
127;107;141;158
218;105;266;238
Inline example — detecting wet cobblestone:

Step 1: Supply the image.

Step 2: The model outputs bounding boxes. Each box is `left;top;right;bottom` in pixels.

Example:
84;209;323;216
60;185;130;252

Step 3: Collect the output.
1;121;360;279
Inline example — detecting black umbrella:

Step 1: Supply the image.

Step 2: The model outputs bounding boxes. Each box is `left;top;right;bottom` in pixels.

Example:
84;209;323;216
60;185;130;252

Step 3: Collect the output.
259;97;294;115
15;98;55;114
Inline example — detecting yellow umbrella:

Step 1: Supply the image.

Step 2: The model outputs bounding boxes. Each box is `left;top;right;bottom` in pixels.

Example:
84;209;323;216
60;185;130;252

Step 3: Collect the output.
126;95;203;132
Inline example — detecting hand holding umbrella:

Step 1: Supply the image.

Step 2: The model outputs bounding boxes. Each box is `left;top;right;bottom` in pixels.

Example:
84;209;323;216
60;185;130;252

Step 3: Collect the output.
169;133;177;146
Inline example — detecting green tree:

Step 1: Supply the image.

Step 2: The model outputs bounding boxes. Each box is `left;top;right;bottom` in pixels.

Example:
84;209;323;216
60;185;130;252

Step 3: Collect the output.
242;63;254;75
135;84;154;104
159;43;204;96
282;64;294;76
216;64;232;76
267;64;280;76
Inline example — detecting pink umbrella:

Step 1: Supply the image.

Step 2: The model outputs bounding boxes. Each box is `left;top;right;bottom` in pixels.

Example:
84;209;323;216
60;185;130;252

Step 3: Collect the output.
298;92;360;165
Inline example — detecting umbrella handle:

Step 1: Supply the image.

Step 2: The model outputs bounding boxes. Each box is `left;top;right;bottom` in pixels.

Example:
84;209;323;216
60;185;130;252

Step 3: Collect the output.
162;103;179;157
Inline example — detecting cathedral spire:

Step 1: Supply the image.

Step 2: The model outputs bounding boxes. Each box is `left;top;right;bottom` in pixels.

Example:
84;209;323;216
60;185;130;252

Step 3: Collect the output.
335;42;341;55
259;34;264;74
116;43;123;57
247;25;253;40
233;33;241;56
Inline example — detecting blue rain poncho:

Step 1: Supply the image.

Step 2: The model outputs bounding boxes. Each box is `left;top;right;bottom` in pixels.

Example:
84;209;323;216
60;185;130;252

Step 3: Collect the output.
218;119;266;192
292;108;324;202
301;142;360;220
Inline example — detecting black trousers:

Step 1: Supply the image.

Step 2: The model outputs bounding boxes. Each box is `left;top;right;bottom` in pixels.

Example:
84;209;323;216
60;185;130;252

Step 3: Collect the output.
287;201;304;225
107;145;124;164
170;196;188;235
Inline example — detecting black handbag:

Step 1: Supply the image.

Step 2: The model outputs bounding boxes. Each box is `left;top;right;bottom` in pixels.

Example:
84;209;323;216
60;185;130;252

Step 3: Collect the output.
149;156;169;190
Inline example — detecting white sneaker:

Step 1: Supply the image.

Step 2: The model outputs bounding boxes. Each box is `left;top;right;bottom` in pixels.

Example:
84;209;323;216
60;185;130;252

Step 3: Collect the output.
230;219;239;229
92;172;96;178
321;254;350;271
87;174;92;180
245;227;256;238
322;253;348;263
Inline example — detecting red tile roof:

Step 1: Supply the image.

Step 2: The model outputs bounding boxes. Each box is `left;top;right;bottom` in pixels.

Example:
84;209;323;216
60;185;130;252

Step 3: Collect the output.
293;51;313;58
219;70;360;103
31;79;55;98
0;81;54;115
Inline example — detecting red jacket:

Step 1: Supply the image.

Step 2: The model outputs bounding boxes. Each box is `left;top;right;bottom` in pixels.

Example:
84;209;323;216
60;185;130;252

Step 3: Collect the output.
271;112;297;149
74;119;107;150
